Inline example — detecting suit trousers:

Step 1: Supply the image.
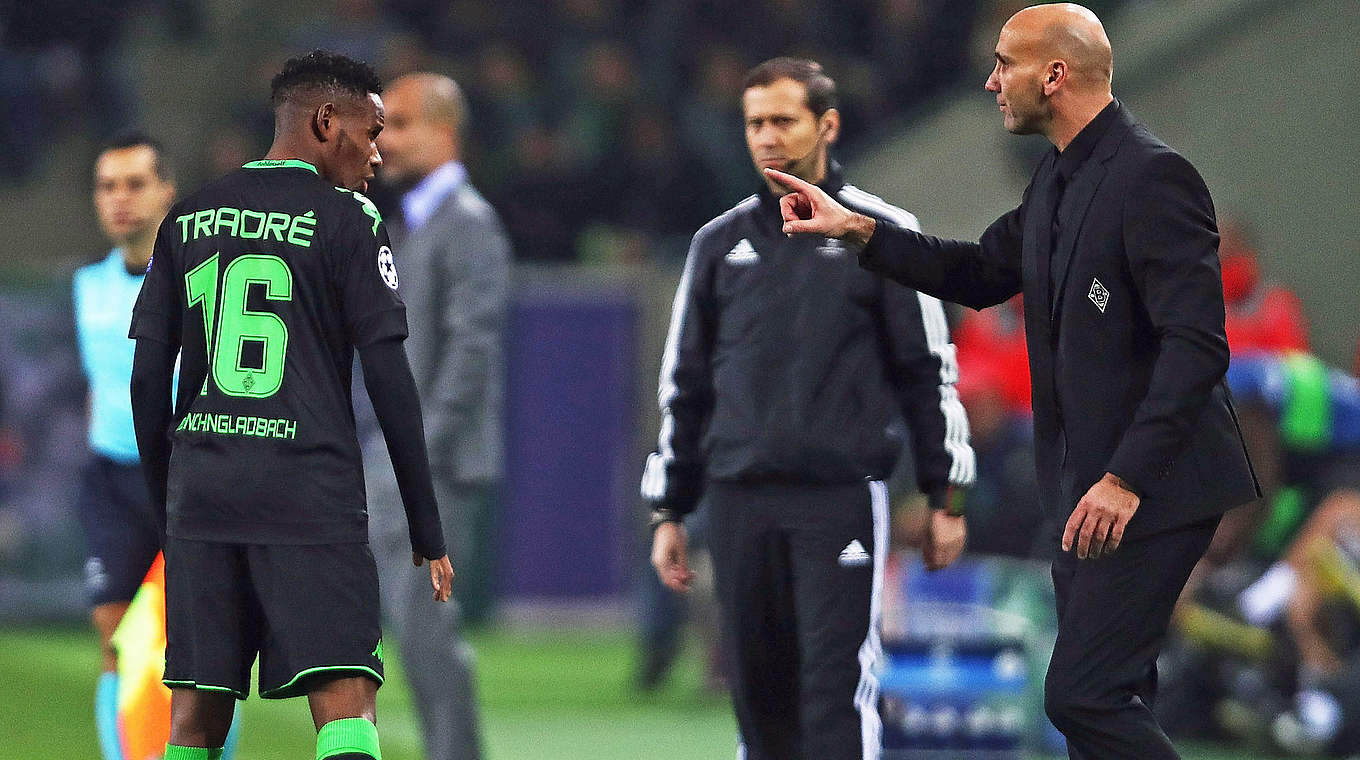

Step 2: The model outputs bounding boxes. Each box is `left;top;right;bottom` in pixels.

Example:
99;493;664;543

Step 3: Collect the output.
1044;515;1220;759
708;480;888;760
369;480;487;760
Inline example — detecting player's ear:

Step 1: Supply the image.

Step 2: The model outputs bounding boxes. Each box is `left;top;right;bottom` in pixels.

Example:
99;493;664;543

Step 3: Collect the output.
820;108;840;145
312;103;334;143
1043;60;1067;95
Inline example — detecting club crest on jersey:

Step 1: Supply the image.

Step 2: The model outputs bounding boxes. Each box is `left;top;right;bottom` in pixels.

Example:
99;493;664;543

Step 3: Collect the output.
726;238;760;265
378;246;399;289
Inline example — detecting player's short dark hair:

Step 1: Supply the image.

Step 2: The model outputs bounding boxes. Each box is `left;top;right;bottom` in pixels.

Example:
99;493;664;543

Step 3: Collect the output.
97;130;174;181
743;57;838;117
270;50;383;110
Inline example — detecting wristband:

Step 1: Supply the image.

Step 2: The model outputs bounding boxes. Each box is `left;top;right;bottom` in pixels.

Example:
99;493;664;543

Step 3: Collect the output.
929;487;964;517
649;508;681;530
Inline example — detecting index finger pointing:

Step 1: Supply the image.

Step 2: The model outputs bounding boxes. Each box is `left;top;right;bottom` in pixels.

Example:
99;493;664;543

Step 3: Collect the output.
763;167;811;192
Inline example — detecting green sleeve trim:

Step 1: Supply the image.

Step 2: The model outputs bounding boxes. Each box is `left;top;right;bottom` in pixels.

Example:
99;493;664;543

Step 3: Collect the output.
164;744;224;759
1280;353;1332;451
333;187;383;236
242;159;320;175
163;679;247;699
260;665;384;700
317;717;381;760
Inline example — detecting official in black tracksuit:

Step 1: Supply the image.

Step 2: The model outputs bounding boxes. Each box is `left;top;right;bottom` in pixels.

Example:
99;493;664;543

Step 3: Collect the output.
643;59;975;760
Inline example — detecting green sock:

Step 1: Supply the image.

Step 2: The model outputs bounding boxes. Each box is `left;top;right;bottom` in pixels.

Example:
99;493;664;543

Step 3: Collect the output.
316;717;380;760
163;746;223;760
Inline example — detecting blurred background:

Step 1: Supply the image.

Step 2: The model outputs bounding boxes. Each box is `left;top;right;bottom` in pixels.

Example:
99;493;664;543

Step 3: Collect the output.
0;0;1356;757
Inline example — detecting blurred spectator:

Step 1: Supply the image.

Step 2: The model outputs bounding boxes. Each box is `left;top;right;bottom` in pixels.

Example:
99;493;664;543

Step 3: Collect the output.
465;41;547;188
953;365;1048;558
677;44;754;211
0;0;138;179
868;0;985;123
490;125;589;262
557;41;636;174
607;108;716;243
291;0;408;74
1158;354;1360;754
953;295;1031;415
4;0;1014;262
1215;354;1360;563
1220;220;1311;357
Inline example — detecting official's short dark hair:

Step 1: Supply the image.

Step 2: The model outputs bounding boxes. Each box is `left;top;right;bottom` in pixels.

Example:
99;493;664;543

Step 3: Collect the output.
743;58;838;117
97;130;174;182
270;50;383;109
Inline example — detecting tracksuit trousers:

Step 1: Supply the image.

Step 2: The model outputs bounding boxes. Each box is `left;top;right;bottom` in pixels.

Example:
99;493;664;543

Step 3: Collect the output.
708;479;888;760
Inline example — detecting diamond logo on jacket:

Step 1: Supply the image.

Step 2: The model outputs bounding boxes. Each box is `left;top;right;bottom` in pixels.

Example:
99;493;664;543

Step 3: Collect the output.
1088;277;1110;313
838;539;871;567
725;238;760;265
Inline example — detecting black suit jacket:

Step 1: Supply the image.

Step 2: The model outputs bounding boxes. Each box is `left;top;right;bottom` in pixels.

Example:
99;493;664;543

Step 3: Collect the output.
859;101;1259;538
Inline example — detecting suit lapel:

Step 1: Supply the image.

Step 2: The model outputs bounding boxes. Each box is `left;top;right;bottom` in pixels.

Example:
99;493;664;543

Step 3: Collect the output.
1048;112;1136;320
1025;153;1058;316
1048;164;1105;319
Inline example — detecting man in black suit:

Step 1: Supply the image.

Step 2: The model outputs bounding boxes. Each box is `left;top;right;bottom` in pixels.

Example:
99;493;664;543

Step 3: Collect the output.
764;3;1259;757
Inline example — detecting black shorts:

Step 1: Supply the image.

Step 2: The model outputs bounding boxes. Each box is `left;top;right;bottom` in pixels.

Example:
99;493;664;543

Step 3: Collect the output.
76;454;161;606
163;538;384;699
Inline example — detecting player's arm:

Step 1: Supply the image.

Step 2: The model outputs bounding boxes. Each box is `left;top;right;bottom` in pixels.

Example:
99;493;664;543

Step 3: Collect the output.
881;280;975;570
359;339;453;603
1104;152;1231;494
641;228;717;519
130;338;177;543
127;217;183;543
358;338;447;561
764;167;1024;309
336;197;452;600
127;220;181;545
642;228;718;592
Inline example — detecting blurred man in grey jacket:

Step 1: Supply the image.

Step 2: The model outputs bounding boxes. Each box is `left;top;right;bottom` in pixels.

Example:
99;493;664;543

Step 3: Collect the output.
359;71;510;760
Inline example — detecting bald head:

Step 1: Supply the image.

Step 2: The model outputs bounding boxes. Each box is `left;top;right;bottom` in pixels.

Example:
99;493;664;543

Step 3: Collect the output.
986;3;1115;147
379;72;469;184
392;73;467;135
1007;3;1113;89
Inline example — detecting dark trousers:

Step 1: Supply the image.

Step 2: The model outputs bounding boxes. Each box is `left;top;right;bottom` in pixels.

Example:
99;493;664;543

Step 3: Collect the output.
1044;516;1220;759
708;480;887;760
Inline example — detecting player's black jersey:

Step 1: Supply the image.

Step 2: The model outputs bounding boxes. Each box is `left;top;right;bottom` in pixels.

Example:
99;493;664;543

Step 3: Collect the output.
130;159;407;544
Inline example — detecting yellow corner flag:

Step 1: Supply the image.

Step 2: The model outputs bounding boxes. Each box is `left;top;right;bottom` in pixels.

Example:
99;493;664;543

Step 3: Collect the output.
110;552;172;760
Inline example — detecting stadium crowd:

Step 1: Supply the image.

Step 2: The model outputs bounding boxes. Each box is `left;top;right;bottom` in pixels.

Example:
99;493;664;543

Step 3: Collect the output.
3;0;1137;263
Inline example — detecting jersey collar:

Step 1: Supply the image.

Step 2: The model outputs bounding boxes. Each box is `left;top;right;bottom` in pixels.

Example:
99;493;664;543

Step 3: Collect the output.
242;159;319;175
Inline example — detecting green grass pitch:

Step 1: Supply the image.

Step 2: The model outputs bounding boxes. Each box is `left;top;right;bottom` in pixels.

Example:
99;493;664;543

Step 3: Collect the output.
0;625;1308;759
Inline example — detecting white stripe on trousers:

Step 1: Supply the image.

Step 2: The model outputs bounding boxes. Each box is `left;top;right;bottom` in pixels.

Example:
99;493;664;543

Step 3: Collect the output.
855;480;888;760
733;481;887;760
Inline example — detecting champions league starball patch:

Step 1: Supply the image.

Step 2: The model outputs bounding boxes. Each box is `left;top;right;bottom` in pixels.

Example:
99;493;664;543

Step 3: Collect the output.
378;246;398;289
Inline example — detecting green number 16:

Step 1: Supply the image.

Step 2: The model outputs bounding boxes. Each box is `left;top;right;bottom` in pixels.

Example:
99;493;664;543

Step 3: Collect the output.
185;253;293;398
